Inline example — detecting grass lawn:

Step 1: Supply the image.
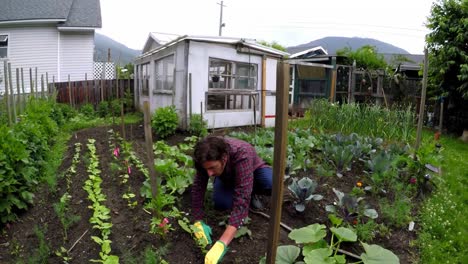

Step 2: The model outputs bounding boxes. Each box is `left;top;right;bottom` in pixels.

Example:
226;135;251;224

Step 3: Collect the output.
418;134;468;263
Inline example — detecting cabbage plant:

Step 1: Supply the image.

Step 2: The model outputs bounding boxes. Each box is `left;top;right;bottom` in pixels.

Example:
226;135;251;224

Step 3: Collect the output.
288;177;323;212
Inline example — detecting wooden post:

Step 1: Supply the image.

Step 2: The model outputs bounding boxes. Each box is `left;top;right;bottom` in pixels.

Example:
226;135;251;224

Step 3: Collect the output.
261;56;267;127
68;75;73;107
329;56;337;103
120;79;126;139
35;67;38;98
200;101;203;122
4;61;12;125
21;68;25;99
21;68;28;109
438;97;444;134
46;72;49;96
188;73;192;127
52;76;55;96
29;68;33;97
415;48;429;152
41;74;44;98
143;101;158;213
85;73;89;104
16;68;21;114
266;62;289;263
8;63;16;123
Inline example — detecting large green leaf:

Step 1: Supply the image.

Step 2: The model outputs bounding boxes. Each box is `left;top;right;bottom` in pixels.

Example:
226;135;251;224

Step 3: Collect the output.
289;224;327;244
302;240;328;256
360;242;400;264
330;227;357;242
276;245;301;264
303;248;334;264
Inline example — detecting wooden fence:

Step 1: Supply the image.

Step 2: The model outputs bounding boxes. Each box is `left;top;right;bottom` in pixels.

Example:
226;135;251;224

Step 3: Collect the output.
1;60;135;126
55;78;134;107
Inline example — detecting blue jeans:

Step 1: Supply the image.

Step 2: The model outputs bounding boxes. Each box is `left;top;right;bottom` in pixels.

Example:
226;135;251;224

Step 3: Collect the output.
213;167;273;210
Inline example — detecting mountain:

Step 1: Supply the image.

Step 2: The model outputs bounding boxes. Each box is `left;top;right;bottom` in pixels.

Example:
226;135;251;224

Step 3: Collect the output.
94;33;141;65
286;36;410;55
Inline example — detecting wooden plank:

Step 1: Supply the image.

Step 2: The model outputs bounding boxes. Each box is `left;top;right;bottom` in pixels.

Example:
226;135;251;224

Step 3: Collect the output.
16;68;21;114
4;61;12;125
266;61;289;263
415;48;429;152
143;101;158;215
8;63;16;123
261;56;266;127
29;68;34;97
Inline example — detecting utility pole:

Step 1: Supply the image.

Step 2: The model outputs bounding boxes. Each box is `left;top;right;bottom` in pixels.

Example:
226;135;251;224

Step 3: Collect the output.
218;1;226;36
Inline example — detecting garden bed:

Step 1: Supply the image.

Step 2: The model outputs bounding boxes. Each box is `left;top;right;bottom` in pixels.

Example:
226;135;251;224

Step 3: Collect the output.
0;123;420;263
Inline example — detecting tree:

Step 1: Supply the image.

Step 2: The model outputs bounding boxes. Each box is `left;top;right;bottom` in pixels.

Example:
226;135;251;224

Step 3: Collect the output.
336;45;387;70
117;63;134;79
426;0;468;133
257;40;287;52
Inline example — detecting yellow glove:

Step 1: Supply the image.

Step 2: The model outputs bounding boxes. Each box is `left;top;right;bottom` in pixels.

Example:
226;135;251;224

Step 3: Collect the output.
193;221;212;245
205;241;227;264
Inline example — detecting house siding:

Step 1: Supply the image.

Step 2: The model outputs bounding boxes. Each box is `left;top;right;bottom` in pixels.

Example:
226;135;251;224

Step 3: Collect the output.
0;25;58;93
59;31;94;82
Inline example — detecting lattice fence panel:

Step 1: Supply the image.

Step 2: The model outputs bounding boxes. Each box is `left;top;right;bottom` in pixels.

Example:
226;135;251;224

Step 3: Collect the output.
93;62;115;80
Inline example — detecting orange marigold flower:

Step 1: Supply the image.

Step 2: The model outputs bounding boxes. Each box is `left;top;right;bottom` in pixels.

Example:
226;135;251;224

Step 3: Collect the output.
356;181;363;187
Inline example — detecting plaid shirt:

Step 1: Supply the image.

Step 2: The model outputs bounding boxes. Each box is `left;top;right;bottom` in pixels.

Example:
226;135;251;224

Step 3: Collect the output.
191;137;268;228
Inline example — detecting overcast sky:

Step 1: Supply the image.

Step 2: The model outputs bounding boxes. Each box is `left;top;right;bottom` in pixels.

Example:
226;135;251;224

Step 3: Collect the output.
97;0;435;54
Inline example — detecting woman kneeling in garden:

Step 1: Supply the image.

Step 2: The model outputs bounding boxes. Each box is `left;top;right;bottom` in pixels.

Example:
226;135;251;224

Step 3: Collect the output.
191;136;272;264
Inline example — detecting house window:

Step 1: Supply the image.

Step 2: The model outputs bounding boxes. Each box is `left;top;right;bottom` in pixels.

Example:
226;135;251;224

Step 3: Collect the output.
0;35;8;59
154;55;174;92
140;63;150;96
207;58;258;111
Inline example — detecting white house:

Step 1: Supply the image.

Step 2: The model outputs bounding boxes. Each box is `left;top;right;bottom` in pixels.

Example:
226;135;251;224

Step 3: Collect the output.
0;0;102;93
134;33;289;129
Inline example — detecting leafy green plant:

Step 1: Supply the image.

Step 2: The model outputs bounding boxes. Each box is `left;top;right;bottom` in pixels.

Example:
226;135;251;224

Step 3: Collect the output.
110;99;122;117
28;225;51;264
380;196;412;228
80;103;95;117
0;125;37;223
326;188;378;224
97;101;109;118
283;223;399;264
188;114;208;137
151;106;179;138
55;246;72;263
53;193;81;241
288;177;323;212
178;217;210;253
84;139;119;263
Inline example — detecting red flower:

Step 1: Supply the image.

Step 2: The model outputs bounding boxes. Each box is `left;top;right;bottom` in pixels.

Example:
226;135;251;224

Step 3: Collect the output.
409;177;417;184
113;147;120;157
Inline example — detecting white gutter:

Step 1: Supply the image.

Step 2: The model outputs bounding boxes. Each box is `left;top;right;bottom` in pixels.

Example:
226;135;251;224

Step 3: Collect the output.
57;27;96;32
0;19;65;25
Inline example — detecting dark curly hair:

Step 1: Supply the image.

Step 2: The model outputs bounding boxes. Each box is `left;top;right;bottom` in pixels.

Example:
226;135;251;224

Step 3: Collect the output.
193;136;228;172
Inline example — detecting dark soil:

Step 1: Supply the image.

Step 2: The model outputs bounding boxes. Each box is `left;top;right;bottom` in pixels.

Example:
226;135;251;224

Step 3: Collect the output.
0;123;418;263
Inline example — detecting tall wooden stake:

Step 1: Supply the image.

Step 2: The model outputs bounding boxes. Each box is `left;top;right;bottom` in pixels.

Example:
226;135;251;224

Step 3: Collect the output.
415;48;429;152
266;62;289;263
4;61;12;125
29;68;34;97
143;101;158;215
16;68;22;114
8;63;16;123
68;75;73;107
